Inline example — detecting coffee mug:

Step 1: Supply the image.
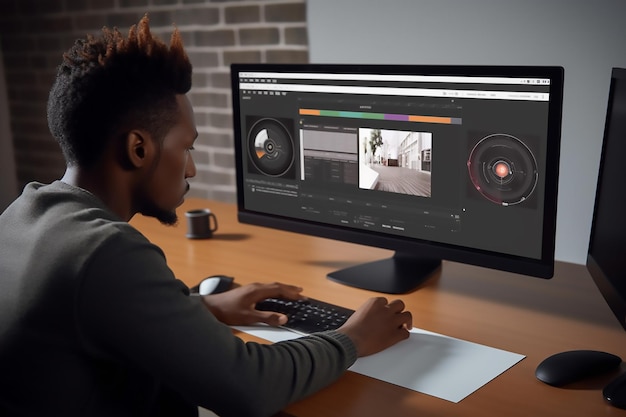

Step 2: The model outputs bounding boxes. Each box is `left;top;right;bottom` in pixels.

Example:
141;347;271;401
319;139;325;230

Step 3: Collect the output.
185;208;218;239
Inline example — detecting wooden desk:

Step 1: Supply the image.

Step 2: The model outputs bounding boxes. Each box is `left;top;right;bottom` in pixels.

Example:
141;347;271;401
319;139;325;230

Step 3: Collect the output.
131;198;626;417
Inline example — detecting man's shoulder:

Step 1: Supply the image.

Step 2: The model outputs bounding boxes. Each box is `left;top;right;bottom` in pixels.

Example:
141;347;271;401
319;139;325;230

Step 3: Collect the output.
2;180;149;254
0;182;159;307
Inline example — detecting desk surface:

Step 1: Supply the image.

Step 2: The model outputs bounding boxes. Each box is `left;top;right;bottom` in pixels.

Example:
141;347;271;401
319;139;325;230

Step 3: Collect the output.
131;198;626;417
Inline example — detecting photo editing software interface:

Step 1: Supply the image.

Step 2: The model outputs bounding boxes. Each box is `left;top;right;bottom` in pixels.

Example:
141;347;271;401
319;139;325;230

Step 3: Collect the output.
232;65;562;285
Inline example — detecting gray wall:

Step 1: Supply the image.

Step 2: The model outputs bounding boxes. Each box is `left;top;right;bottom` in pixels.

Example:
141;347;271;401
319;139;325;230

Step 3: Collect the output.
307;0;626;264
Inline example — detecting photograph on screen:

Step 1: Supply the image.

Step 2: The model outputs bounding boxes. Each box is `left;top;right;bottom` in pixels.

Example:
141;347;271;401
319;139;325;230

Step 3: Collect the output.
358;128;432;198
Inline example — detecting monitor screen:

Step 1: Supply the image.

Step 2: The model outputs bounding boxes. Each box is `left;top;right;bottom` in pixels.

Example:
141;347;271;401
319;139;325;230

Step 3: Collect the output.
587;67;626;330
231;64;564;293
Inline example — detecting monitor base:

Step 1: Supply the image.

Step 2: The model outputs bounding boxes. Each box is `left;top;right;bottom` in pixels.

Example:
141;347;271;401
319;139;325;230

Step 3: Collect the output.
327;252;441;294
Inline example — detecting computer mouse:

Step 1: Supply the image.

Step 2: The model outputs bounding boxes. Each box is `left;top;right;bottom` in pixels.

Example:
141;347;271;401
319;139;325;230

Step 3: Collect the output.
604;371;626;409
198;275;234;295
535;350;622;387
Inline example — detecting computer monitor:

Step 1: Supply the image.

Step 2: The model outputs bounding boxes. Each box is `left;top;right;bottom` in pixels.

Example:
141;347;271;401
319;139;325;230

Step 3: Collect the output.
230;64;564;294
587;67;626;330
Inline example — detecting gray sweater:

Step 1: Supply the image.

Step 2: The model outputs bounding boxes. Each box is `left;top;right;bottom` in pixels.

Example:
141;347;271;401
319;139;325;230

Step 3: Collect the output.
0;181;357;417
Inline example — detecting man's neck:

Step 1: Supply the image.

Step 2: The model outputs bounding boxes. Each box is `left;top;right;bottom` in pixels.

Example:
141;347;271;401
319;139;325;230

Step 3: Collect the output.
61;166;134;222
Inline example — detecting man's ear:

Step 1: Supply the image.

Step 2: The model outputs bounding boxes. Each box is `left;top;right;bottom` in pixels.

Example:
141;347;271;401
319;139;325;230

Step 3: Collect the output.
124;130;154;169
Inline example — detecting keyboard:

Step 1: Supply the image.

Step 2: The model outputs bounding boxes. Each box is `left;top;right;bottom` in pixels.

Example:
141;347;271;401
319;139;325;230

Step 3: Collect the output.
255;297;354;334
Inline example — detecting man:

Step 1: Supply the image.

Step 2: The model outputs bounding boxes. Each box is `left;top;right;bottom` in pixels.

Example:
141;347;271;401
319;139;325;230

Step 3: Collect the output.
0;15;412;417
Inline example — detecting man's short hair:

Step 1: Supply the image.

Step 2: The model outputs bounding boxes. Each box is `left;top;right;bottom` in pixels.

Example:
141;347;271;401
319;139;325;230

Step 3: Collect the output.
47;14;193;168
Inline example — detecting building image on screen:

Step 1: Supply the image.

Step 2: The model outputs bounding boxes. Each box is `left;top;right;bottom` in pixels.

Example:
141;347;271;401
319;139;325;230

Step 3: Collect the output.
358;128;432;198
231;64;564;293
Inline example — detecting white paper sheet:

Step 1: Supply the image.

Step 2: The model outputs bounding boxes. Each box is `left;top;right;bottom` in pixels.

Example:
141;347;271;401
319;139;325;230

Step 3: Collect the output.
233;325;525;403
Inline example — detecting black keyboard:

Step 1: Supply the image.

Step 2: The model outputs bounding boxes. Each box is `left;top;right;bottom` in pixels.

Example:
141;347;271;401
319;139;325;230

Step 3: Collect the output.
255;297;354;334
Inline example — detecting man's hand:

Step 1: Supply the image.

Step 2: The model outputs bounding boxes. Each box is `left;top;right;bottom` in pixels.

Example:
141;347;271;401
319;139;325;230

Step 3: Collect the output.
201;282;304;326
337;297;412;357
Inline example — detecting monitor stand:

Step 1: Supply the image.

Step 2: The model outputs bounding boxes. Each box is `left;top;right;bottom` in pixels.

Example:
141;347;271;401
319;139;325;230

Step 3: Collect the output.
327;251;441;294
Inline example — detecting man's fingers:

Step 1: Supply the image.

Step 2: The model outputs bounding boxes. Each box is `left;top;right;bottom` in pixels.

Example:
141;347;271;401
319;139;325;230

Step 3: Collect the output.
386;299;406;313
397;310;413;330
249;282;304;301
254;311;288;327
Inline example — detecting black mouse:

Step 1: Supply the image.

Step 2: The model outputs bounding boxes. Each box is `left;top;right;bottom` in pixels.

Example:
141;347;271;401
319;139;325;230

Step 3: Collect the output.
535;350;622;387
604;372;626;409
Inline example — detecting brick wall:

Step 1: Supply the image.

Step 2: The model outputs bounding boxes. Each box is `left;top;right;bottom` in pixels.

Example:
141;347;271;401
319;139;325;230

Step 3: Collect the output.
0;0;309;203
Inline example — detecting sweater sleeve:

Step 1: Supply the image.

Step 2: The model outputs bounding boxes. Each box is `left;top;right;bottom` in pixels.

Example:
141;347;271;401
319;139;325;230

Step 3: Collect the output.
75;229;357;417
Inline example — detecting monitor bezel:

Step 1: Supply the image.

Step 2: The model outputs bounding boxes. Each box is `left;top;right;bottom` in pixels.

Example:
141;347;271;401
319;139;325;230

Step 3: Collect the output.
231;63;564;282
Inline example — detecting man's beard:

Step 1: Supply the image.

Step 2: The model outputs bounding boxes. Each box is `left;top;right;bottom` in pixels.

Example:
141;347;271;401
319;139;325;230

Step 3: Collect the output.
138;183;189;226
141;203;178;226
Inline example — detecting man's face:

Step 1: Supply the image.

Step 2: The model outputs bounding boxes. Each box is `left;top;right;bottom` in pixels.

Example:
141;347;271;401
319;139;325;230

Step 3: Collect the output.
139;94;197;225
